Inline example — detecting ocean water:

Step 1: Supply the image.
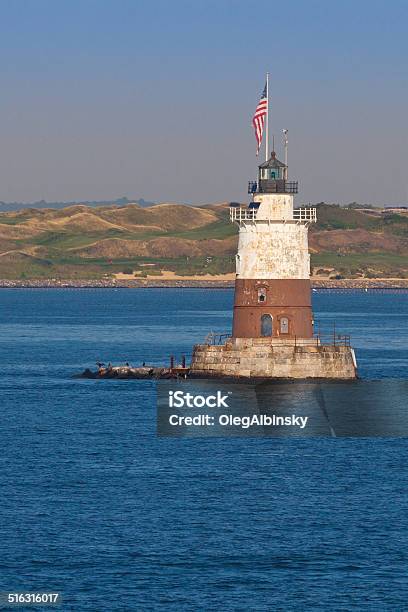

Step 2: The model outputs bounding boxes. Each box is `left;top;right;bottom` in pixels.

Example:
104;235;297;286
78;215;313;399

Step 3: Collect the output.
0;288;407;611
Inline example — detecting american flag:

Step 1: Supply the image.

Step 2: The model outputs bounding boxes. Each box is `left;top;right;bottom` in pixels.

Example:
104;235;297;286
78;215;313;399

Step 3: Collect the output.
252;83;268;156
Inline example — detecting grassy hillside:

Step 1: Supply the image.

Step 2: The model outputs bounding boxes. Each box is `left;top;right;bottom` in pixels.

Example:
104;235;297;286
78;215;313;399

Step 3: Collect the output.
0;202;406;279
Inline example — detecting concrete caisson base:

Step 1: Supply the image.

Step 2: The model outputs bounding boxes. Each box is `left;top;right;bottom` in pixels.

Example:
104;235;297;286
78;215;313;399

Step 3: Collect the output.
190;337;357;380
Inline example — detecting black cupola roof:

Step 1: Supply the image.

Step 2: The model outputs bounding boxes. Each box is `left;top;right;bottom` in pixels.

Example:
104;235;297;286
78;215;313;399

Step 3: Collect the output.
258;151;286;170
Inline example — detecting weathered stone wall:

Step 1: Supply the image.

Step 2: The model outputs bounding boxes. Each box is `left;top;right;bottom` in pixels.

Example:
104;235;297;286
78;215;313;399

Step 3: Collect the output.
190;339;357;379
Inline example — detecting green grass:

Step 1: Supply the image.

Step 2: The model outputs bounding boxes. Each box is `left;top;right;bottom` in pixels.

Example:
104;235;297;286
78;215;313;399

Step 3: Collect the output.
26;222;236;251
0;253;236;280
314;204;408;236
172;220;237;240
314;204;380;231
0;217;25;225
312;252;408;277
381;214;408;237
312;252;407;265
3;251;400;280
29;228;167;250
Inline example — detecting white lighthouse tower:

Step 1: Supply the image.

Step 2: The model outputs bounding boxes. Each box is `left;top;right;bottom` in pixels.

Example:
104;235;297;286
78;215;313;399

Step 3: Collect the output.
190;96;357;379
231;149;316;340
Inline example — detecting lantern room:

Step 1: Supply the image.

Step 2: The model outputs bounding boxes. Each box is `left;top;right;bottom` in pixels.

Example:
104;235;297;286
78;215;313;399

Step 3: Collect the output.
248;151;298;194
259;151;286;181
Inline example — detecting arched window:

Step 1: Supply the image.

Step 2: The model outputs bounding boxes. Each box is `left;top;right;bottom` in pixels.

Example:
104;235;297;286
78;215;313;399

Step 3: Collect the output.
261;314;273;337
235;254;241;274
280;317;289;334
258;287;266;303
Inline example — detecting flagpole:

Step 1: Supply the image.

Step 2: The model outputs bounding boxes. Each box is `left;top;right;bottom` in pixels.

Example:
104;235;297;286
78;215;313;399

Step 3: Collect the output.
283;129;288;179
265;72;269;161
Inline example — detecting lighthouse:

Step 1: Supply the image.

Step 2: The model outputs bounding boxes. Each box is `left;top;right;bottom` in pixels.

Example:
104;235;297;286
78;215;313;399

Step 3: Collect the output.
190;84;357;379
231;150;316;340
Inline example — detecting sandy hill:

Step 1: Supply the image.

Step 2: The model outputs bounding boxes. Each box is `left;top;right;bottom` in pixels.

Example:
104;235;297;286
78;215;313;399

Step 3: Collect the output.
0;201;406;279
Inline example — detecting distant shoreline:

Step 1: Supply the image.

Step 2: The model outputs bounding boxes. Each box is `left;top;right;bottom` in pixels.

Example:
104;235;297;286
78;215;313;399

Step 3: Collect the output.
0;278;407;290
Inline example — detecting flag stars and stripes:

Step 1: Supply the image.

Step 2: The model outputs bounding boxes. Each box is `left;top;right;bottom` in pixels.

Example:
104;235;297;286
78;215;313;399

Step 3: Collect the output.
252;83;268;156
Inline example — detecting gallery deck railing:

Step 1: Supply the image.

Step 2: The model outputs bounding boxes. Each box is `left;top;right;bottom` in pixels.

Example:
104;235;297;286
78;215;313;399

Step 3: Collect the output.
248;180;299;194
229;206;317;224
293;207;317;222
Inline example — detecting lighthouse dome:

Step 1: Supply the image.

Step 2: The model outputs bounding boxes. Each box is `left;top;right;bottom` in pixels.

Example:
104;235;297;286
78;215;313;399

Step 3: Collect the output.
258;151;286;171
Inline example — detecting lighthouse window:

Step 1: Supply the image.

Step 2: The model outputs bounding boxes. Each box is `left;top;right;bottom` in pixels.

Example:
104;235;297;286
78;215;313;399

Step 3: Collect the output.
235;254;241;273
261;314;273;337
258;288;267;303
280;317;289;334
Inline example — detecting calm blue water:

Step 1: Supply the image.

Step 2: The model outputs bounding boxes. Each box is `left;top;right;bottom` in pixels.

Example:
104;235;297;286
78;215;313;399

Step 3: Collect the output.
0;289;407;611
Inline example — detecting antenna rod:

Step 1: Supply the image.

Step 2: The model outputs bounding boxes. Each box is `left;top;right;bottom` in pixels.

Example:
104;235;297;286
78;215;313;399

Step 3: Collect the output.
283;129;288;179
265;72;269;162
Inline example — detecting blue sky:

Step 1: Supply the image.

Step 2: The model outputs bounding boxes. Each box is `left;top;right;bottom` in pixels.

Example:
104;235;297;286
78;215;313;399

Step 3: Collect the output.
0;0;407;205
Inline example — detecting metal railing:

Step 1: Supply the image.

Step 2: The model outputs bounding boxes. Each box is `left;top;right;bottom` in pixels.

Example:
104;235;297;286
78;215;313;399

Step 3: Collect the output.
314;321;352;347
204;332;231;345
312;334;352;347
201;327;350;348
229;206;317;224
230;207;257;222
293;207;317;223
248;180;299;194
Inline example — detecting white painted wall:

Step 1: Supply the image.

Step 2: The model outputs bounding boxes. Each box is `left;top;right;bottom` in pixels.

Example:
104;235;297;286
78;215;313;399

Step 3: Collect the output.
236;221;310;279
254;193;293;220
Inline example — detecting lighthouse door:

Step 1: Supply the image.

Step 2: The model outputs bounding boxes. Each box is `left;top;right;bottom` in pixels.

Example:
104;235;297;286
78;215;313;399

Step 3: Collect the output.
261;314;273;337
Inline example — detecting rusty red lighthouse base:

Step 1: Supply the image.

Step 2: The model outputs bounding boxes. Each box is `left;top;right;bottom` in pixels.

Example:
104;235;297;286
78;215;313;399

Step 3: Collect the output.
232;278;313;339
